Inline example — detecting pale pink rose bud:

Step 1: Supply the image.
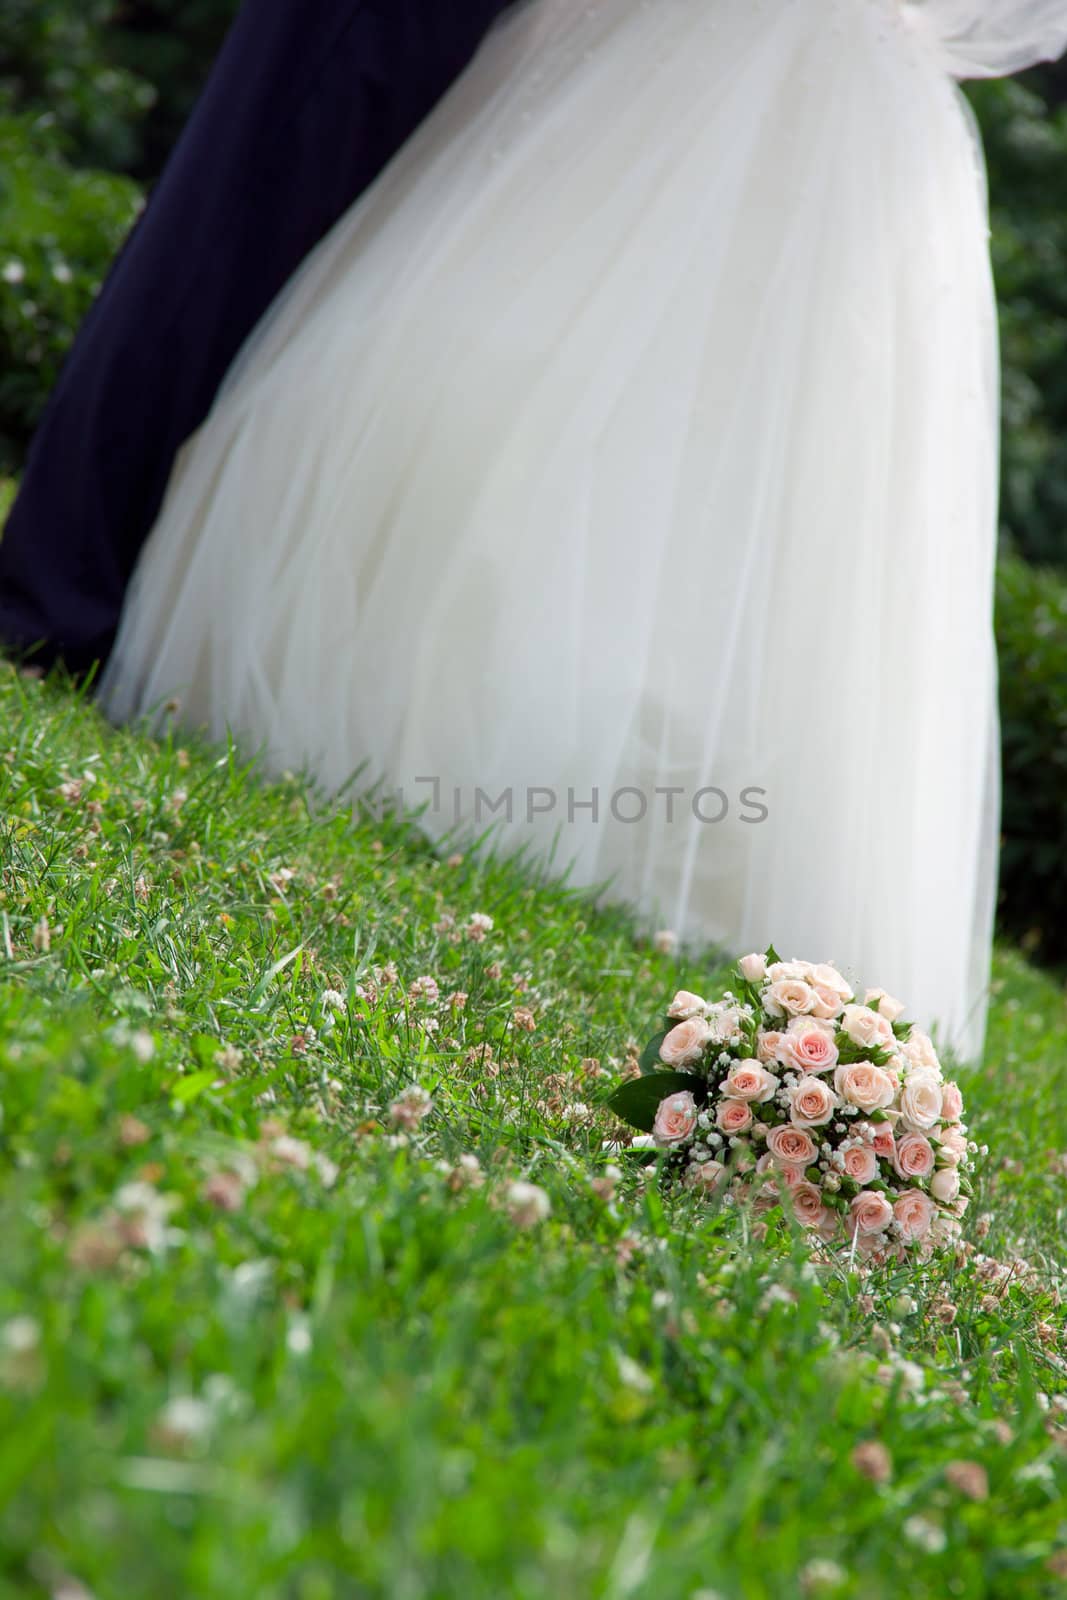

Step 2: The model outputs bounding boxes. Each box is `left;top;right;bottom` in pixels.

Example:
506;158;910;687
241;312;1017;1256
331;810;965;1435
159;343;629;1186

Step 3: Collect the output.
659;1018;712;1067
893;1189;936;1242
652;1091;699;1147
666;990;708;1020
724;1064;779;1104
840;1004;895;1050
899;1075;943;1132
789;1075;838;1128
930;1167;960;1203
833;1063;896;1113
685;1159;726;1194
776;1023;839;1074
849;1190;894;1235
940;1082;964;1122
808;963;854;1000
842;1145;879;1185
765;979;818;1019
715;1098;753;1135
756;1030;785;1065
766;1125;818;1167
893;1131;936;1180
809;984;847;1020
864;987;906;1022
738;952;768;982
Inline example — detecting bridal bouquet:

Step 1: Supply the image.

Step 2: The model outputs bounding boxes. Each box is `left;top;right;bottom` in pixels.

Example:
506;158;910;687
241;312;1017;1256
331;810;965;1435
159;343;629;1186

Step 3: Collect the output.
608;950;974;1261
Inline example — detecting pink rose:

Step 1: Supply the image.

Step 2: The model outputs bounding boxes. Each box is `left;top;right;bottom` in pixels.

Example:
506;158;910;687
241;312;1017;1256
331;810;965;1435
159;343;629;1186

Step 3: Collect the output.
940;1082;964;1122
809;963;853;1000
864;987;906;1022
893;1189;936;1242
756;1030;785;1065
765;979;818;1019
893;1131;936;1179
842;1145;879;1185
871;1124;896;1160
666;990;708;1020
706;1003;745;1044
899;1075;943;1132
938;1125;968;1164
789;1180;828;1227
930;1167;960;1203
652;1091;699;1147
659;1018;712;1067
777;1023;839;1074
789;1075;838;1128
716;1098;753;1135
840;1004;895;1051
810;984;847;1020
777;1162;808;1191
767;961;813;983
725;1063;778;1104
766;1125;818;1168
685;1160;725;1193
738;953;768;982
901;1030;940;1074
833;1063;896;1113
849;1190;894;1236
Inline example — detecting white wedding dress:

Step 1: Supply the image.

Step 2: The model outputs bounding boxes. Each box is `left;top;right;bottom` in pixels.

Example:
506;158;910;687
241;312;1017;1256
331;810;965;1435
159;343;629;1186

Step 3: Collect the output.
100;0;1067;1063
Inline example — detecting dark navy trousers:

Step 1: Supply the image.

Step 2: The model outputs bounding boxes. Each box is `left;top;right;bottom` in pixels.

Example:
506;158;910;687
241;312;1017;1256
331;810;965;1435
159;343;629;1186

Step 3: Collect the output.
0;0;516;671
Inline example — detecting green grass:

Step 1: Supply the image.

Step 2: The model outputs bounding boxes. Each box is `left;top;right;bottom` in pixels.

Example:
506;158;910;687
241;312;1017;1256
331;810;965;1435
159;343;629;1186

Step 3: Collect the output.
1;666;1066;1600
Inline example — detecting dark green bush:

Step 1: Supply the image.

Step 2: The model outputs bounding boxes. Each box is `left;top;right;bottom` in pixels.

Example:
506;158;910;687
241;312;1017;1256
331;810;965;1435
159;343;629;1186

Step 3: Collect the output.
0;0;154;172
0;113;142;472
995;553;1067;966
969;78;1067;571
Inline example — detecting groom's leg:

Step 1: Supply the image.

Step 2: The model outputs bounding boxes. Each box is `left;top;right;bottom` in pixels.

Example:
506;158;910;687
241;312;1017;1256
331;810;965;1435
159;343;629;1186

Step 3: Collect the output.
0;0;517;674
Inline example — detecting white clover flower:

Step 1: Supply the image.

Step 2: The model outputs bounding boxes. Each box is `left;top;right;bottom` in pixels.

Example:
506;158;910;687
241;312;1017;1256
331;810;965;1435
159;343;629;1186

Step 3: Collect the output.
2;260;25;284
902;1516;947;1554
504;1180;551;1228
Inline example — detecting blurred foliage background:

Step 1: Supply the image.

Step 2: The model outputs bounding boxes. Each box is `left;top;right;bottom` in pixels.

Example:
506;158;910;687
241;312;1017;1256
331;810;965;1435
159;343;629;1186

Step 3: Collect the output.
0;0;1065;967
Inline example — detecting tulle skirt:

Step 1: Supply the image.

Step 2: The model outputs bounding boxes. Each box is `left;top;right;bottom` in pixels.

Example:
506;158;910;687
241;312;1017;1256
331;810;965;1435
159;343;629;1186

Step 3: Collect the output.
101;0;1004;1060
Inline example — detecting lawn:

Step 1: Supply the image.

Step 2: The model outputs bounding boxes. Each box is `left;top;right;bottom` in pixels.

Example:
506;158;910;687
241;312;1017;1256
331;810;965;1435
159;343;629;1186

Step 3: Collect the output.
1;665;1065;1600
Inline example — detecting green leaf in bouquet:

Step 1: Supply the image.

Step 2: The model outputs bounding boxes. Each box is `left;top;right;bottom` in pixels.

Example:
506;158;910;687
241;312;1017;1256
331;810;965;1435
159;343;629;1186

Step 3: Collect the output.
764;944;782;965
639;1028;673;1075
606;1070;705;1132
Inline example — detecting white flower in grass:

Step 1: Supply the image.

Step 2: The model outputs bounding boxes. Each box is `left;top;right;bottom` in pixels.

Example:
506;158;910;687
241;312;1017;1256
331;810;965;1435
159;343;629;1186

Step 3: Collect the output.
320;988;346;1011
903;1516;947;1554
388;1086;434;1130
2;260;25;284
113;1181;178;1252
504;1180;551;1228
652;929;678;954
154;1395;214;1449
